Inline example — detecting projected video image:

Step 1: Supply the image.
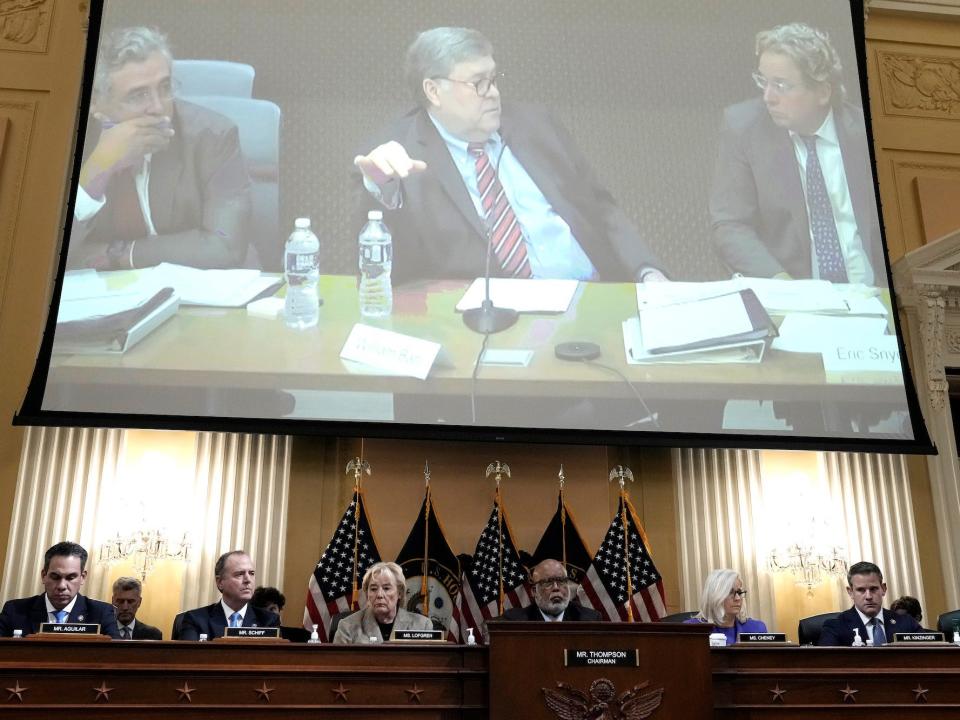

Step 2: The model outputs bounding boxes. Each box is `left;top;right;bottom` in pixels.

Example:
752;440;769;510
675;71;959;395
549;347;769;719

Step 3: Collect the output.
34;0;922;446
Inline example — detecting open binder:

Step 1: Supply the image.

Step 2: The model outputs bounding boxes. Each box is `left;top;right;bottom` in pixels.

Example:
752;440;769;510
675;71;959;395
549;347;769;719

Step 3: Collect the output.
624;289;777;364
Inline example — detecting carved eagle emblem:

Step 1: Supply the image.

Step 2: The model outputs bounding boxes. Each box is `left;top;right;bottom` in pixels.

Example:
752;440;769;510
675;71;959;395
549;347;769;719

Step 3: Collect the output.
542;678;664;720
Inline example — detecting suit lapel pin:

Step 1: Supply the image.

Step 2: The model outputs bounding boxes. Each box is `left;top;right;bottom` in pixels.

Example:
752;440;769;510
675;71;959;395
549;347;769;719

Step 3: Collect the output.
891;618;897;625
77;615;84;622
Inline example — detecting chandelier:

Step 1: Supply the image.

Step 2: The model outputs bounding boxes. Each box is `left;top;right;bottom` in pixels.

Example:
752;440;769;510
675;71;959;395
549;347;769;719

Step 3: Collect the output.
99;529;190;582
768;543;847;593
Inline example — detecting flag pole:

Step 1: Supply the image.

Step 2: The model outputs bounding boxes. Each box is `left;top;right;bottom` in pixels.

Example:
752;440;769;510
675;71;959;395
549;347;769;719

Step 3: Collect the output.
421;461;431;616
558;465;567;570
346;455;370;611
609;465;635;621
486;460;511;616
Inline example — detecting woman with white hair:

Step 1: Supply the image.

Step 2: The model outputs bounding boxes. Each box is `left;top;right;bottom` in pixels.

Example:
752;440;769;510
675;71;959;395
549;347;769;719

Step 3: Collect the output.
333;561;433;644
684;569;767;645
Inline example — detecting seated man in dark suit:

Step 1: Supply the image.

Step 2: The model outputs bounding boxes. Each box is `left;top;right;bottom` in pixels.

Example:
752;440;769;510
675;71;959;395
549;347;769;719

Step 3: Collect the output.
68;26;251;270
354;27;667;286
710;23;882;285
111;576;162;640
178;550;279;640
502;559;600;622
0;541;120;638
818;561;922;646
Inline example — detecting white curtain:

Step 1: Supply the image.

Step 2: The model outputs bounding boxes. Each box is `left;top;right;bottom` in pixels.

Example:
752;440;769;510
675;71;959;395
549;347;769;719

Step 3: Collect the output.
0;426;123;601
179;432;290;610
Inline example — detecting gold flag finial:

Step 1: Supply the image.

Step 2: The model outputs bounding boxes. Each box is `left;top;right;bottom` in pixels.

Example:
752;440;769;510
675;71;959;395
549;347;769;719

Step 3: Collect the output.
346;457;371;490
558;464;566;490
424;460;431;487
485;461;511;488
608;465;634;491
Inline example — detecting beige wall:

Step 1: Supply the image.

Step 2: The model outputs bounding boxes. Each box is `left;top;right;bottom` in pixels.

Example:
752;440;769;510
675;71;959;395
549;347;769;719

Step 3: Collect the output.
0;2;956;630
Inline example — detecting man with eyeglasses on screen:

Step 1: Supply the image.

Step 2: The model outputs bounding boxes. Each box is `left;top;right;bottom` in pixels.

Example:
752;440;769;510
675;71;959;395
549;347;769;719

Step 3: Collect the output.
354;27;667;286
709;23;882;286
68;26;251;271
499;559;600;622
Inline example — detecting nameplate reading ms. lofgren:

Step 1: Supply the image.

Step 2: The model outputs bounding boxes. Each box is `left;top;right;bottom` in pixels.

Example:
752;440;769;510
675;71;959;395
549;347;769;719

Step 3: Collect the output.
224;627;280;638
39;623;100;635
392;629;444;642
564;649;639;667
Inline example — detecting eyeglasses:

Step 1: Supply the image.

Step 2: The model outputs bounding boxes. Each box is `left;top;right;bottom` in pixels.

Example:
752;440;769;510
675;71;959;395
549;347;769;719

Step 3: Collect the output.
751;71;798;96
435;72;504;97
729;589;748;598
533;576;569;589
119;78;180;111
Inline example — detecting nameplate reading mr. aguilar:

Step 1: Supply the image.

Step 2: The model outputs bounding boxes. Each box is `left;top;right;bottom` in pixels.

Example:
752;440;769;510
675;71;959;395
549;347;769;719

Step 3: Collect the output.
738;633;787;643
224;627;280;639
894;632;944;643
39;623;100;635
391;629;444;642
564;649;639;667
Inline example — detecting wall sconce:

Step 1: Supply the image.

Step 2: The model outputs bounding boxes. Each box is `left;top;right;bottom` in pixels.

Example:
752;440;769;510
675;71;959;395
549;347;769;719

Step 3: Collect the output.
98;529;190;582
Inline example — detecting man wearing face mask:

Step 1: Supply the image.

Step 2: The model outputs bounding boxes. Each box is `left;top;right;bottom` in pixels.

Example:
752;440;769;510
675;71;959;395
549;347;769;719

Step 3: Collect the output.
501;559;600;622
69;26;251;270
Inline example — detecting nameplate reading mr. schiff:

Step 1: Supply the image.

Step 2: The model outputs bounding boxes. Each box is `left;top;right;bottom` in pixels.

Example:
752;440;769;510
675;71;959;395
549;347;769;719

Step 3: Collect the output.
224;627;280;639
894;632;944;643
564;649;639;667
391;629;444;642
738;632;787;643
39;622;100;635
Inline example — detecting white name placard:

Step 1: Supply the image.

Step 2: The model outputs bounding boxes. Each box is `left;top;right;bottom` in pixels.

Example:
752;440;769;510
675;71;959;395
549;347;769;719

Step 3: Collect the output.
822;335;900;373
340;324;441;380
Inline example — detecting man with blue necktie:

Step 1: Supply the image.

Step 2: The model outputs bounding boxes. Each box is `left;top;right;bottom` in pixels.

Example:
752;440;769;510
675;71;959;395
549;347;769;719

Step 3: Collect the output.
0;542;120;638
177;550;280;641
710;23;882;285
818;561;922;646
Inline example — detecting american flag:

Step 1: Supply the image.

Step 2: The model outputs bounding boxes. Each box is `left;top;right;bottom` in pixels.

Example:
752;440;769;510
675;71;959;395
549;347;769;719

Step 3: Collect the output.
303;489;381;640
577;495;666;622
458;490;531;642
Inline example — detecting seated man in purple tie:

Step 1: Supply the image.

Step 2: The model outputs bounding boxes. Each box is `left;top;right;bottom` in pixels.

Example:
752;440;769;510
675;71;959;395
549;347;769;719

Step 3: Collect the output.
353;27;667;286
112;576;162;640
709;23;882;285
177;550;280;641
0;541;120;638
818;561;922;646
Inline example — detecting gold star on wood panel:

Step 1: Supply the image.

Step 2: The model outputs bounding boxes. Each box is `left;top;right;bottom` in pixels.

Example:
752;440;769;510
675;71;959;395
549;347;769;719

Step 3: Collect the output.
176;683;196;703
913;684;929;704
839;684;858;703
768;683;786;703
5;682;27;703
331;683;350;703
254;682;275;702
93;682;114;703
405;683;425;703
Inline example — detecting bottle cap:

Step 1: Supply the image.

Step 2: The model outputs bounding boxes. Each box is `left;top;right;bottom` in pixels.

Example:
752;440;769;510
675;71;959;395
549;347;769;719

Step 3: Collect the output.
368;210;383;221
708;632;727;647
295;217;311;229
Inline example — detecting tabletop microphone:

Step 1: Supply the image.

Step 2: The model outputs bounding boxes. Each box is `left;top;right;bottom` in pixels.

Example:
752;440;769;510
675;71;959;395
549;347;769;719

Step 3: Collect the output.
462;135;518;335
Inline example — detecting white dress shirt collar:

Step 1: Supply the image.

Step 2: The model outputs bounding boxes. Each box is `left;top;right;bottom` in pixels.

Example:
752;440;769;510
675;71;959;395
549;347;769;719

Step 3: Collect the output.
44;594;79;621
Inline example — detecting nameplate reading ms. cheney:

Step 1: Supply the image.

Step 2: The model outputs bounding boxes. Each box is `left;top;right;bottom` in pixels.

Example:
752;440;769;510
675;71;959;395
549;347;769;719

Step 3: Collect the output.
564;649;639;667
224;627;280;638
39;623;100;635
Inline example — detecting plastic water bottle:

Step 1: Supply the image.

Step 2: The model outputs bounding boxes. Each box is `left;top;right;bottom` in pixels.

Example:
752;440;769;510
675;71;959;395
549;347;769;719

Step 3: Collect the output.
358;210;392;318
284;217;320;329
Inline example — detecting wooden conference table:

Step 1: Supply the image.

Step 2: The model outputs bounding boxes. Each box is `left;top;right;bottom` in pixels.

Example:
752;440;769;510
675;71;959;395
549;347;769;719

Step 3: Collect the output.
45;275;906;428
0;629;958;718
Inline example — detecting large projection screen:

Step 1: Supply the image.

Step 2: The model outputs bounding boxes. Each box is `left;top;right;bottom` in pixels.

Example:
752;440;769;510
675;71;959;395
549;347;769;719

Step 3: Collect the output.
17;0;933;452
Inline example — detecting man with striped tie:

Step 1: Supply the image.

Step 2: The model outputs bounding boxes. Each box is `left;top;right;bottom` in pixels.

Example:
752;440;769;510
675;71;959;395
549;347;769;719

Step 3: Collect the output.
354;27;667;286
0;542;121;638
177;550;280;641
710;23;883;285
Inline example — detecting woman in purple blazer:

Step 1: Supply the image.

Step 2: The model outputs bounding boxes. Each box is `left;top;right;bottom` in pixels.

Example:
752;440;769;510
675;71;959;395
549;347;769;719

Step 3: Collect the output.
684;568;767;645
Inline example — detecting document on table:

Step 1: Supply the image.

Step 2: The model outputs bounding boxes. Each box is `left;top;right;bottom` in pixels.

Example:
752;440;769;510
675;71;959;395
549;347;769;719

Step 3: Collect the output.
772;315;889;354
456;278;578;313
130;263;281;307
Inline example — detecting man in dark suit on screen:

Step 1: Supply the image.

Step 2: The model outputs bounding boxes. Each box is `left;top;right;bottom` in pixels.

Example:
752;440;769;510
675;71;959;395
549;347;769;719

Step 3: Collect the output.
0;541;120;638
111;576;162;640
818;561;921;646
501;559;600;622
68;26;251;271
177;550;279;641
710;23;882;285
354;27;667;286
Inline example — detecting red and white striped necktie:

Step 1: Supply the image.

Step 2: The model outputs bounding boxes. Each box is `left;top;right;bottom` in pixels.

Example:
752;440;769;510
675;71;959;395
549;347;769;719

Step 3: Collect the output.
468;142;532;278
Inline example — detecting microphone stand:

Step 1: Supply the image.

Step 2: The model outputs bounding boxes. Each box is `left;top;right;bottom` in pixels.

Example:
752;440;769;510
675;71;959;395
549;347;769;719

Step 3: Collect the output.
463;139;518;334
